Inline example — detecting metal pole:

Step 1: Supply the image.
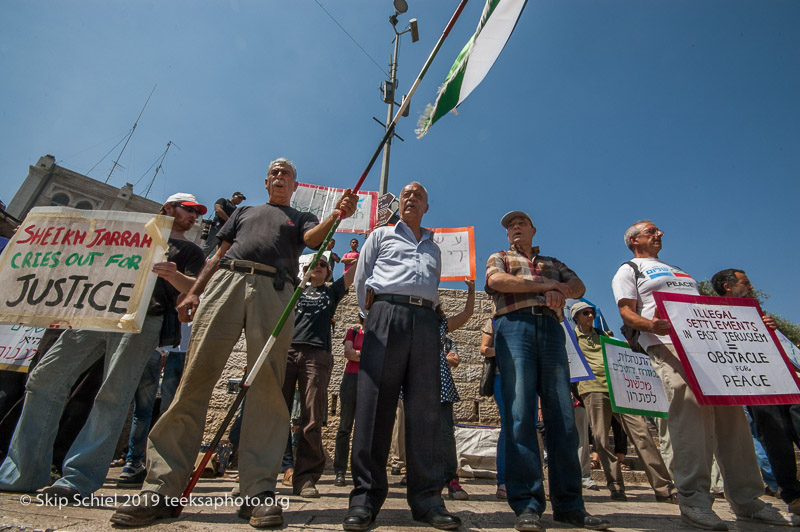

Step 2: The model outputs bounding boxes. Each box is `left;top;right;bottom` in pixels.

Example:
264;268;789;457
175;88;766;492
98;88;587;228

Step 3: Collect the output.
175;0;469;514
379;34;400;196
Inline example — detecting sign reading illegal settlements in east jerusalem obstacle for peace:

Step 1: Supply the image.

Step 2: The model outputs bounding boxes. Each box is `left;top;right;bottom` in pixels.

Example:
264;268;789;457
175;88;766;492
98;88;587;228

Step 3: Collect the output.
0;207;172;333
291;183;378;234
601;336;669;417
653;292;800;406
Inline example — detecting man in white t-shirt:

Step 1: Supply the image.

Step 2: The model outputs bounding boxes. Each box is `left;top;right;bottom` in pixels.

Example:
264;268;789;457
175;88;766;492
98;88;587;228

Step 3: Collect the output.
611;220;790;531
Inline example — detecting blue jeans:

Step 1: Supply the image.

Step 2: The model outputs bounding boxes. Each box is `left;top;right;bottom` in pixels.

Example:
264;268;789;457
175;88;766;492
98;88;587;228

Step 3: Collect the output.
125;350;186;466
495;311;584;516
0;315;162;496
493;372;506;486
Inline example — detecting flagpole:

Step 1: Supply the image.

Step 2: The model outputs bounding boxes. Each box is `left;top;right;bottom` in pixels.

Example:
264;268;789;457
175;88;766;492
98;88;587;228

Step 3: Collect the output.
175;0;469;514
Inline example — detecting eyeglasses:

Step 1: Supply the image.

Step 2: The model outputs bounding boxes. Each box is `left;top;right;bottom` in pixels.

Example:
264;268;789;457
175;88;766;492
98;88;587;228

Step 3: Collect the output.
175;203;202;215
639;227;661;236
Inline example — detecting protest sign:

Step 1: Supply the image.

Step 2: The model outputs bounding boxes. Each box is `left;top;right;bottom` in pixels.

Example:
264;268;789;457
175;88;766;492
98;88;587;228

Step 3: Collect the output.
432;227;476;281
653;292;800;406
775;330;800;371
0;324;46;372
0;207;172;333
562;322;594;382
601;336;669;417
291;183;378;234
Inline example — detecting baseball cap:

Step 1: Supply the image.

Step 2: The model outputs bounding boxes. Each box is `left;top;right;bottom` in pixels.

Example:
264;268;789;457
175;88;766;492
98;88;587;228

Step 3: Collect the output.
165;193;208;215
500;210;533;228
570;301;595;320
233;191;246;200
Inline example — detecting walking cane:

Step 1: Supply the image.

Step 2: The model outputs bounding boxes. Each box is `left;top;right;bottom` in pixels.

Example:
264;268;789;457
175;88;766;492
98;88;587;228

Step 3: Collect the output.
175;0;469;515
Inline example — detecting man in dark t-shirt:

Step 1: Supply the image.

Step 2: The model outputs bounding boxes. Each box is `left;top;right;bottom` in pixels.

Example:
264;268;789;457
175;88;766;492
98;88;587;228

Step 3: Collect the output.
0;193;206;498
112;158;358;528
283;255;355;497
202;191;245;257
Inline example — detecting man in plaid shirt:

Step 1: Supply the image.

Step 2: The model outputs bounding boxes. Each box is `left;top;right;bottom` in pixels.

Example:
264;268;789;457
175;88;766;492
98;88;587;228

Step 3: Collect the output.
485;211;609;532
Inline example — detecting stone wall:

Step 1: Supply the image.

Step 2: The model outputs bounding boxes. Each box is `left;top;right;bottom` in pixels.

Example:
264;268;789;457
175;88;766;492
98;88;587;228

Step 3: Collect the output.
203;288;498;456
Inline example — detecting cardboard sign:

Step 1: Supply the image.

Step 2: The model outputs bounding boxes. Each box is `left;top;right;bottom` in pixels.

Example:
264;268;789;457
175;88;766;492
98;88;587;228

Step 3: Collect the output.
291;183;378;234
562;322;595;382
432;227;476;281
0;324;46;372
653;292;800;406
601;336;669;417
0;207;172;332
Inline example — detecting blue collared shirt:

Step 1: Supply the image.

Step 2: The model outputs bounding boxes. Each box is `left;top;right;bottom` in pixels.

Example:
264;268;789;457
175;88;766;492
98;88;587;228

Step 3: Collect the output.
355;221;441;314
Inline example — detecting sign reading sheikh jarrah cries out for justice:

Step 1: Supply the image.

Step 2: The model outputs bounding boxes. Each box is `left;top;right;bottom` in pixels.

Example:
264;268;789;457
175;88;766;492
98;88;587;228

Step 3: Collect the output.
0;207;172;333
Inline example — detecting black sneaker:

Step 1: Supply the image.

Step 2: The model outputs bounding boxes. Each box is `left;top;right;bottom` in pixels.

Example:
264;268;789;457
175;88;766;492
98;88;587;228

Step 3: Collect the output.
116;469;146;488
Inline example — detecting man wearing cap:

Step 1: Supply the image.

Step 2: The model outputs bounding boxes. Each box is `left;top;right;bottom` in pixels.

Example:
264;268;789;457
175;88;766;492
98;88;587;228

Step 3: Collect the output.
203;190;246;257
611;221;790;530
0;193;206;497
345;182;459;531
485;211;609;532
112;158;357;528
570;301;677;504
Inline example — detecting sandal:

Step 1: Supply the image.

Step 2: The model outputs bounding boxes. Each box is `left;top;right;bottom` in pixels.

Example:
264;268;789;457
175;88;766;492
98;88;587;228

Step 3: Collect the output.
496;485;507;499
110;458;125;468
590;459;601;470
620;463;631;471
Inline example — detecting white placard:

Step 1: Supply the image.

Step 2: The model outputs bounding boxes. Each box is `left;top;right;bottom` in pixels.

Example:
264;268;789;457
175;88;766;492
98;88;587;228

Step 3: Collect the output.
656;293;800;405
431;227;476;281
0;324;46;372
562;322;593;382
290;183;377;234
601;336;669;417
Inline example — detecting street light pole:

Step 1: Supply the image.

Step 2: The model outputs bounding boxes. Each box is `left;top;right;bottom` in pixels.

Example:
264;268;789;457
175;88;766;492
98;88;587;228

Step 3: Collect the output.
379;34;400;196
377;2;418;196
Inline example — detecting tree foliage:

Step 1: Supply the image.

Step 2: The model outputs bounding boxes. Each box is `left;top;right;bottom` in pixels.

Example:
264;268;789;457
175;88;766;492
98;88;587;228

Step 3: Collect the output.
697;279;800;345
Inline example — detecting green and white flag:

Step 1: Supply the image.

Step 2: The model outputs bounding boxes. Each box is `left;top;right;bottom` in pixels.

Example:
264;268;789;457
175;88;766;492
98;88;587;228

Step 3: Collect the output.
416;0;527;138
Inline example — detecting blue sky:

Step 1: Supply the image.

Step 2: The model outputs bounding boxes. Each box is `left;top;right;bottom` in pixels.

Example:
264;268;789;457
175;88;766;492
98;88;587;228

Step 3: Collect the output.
1;1;798;331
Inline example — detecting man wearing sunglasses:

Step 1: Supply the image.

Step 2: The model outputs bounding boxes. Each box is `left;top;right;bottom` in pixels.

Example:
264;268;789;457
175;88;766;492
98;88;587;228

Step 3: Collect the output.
0;193;206;500
571;301;676;504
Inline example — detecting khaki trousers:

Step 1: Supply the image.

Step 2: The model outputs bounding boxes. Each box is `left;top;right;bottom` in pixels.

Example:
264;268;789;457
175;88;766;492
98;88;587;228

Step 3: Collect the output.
143;269;294;497
582;392;675;497
647;344;763;511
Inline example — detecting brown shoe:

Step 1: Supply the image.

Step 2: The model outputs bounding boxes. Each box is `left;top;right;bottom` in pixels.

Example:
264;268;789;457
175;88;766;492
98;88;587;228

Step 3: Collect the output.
237;491;283;528
109;491;172;527
281;468;293;487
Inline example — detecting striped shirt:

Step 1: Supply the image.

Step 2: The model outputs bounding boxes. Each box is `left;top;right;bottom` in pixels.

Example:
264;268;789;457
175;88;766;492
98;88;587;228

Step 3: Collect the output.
485;245;579;320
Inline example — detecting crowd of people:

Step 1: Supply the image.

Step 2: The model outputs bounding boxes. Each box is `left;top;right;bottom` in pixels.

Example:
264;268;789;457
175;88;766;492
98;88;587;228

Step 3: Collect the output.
0;158;798;532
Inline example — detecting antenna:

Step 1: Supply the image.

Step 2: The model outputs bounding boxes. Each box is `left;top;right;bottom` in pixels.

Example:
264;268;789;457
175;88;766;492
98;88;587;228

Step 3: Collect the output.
105;84;157;184
144;140;179;199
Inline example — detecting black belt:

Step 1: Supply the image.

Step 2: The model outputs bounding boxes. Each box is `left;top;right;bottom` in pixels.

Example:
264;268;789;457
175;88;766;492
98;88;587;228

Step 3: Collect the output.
513;305;559;321
373;294;436;309
218;260;298;288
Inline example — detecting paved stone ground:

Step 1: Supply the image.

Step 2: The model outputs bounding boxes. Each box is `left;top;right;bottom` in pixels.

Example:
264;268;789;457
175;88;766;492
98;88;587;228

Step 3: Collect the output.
0;468;795;531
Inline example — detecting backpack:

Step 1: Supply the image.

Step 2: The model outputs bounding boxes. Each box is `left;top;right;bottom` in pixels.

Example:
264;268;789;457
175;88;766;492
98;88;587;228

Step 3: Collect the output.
619;261;647;354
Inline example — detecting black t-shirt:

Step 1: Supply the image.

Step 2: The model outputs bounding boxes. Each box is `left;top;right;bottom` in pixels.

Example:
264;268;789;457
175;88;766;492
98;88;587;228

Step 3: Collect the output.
213;198;237;228
148;238;205;315
217;203;318;272
291;277;348;350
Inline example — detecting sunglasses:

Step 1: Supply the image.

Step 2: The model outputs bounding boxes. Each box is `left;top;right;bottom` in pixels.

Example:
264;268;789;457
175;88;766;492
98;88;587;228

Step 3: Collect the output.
579;310;596;316
175;203;202;215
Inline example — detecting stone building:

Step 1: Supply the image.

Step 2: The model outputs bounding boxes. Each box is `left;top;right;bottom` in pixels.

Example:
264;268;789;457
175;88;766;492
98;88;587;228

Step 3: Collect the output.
6;154;203;241
203;288;499;459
